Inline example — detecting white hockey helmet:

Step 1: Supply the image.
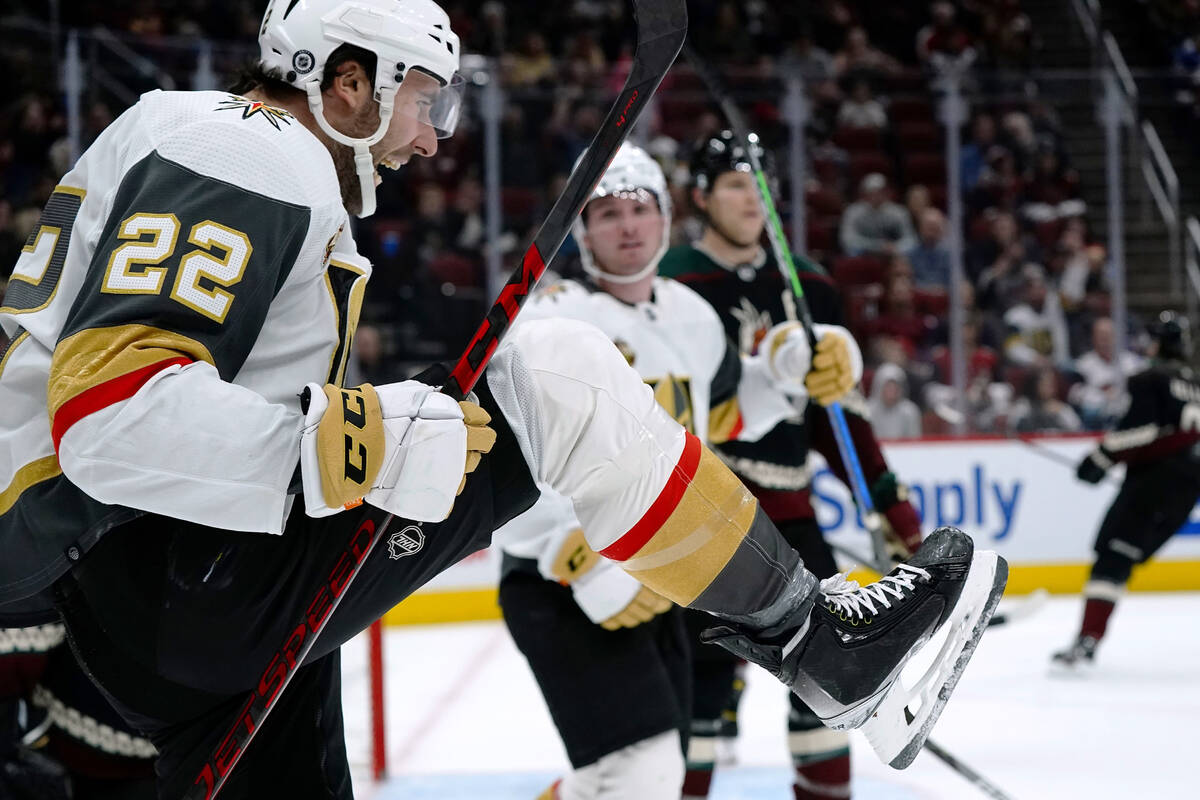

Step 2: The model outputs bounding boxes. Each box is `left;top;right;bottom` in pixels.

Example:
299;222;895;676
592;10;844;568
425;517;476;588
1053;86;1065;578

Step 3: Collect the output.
258;0;464;217
571;142;673;285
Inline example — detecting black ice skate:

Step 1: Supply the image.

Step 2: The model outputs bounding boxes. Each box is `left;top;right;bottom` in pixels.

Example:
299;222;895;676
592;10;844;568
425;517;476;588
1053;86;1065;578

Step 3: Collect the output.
702;526;1008;769
1051;635;1098;669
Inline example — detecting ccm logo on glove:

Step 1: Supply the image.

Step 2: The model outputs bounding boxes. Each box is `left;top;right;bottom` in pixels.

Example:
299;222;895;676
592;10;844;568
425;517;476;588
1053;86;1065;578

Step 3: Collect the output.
300;381;496;522
316;385;384;509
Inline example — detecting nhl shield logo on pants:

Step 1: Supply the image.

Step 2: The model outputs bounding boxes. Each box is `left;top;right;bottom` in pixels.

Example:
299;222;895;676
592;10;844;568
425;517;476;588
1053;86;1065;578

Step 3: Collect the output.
387;525;425;559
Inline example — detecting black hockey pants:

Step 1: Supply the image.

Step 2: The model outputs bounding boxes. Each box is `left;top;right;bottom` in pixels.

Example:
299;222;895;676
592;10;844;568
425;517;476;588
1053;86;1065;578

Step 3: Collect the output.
53;378;538;800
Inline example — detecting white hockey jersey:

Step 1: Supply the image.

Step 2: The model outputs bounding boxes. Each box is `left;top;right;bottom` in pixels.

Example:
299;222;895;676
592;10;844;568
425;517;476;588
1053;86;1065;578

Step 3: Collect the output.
0;90;369;613
495;277;794;586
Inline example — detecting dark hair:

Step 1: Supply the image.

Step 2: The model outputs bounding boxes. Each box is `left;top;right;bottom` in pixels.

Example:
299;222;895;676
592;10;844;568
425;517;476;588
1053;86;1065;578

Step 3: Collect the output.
227;43;378;99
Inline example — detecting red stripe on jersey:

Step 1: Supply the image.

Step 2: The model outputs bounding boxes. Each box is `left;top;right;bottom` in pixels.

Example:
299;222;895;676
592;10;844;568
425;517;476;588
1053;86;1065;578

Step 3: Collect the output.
600;431;702;562
51;357;192;451
728;413;744;441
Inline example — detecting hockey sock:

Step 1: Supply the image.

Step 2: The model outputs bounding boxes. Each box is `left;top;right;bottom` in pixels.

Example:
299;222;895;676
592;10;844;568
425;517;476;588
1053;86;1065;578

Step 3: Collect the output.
794;755;851;800
1080;598;1116;641
790;709;851;800
681;767;714;799
1079;580;1121;641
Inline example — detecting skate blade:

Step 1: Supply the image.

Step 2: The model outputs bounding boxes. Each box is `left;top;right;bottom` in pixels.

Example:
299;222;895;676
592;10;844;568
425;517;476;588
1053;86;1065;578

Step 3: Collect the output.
861;550;1009;770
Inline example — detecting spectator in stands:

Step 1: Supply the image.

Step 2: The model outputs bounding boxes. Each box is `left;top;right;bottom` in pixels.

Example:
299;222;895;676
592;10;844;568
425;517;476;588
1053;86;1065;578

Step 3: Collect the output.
549;101;605;176
968;144;1024;214
961;113;997;193
1069;316;1145;430
968;209;1041;286
1004;265;1070;367
508;31;555;87
402;182;455;265
564;31;608;86
469;1;507;57
1022;147;1080;206
868;362;923;438
448;176;486;255
345;324;404;387
980;0;1033;70
500;105;543;189
905;184;932;227
699;0;755;59
1008;365;1083;434
840;173;917;256
0;200;20;284
864;268;933;355
916;1;975;67
8;96;57;208
1055;219;1103;293
929;311;1006;428
836;79;887;129
908;207;951;289
778;28;837;91
832;26;902;82
999;110;1038;172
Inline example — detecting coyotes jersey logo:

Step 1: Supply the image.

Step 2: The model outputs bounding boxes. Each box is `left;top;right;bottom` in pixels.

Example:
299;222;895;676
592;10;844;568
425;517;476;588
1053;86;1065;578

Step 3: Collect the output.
731;296;773;355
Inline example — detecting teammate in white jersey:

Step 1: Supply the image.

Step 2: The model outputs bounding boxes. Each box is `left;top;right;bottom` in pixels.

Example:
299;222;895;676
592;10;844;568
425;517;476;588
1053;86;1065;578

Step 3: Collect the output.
495;144;862;800
0;1;1006;796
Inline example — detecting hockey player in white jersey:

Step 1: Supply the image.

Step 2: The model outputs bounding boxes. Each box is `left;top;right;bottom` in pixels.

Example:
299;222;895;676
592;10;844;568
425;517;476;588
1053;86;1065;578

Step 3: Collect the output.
0;1;1006;796
495;143;864;800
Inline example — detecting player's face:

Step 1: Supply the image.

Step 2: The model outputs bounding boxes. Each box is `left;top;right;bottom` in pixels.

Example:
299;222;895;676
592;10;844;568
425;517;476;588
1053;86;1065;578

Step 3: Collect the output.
371;70;442;182
705;170;763;247
583;195;664;277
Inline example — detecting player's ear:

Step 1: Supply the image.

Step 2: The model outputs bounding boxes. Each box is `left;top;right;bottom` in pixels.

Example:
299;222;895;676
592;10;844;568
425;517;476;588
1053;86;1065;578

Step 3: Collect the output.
326;60;373;116
691;186;708;213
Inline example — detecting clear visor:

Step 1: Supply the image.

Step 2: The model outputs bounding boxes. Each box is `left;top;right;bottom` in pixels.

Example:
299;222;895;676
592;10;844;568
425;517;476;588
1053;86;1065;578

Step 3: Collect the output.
393;69;465;139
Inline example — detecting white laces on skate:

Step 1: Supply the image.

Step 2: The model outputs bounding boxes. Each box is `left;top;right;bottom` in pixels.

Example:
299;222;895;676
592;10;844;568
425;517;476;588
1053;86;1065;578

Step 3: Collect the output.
819;564;931;621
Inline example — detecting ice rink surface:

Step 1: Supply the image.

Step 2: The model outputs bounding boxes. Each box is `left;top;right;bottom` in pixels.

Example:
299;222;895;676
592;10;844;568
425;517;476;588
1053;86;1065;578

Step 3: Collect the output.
342;592;1200;799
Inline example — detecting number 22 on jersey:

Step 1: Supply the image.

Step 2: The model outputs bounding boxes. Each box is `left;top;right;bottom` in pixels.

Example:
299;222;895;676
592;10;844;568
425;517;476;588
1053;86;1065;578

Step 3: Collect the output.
103;213;251;324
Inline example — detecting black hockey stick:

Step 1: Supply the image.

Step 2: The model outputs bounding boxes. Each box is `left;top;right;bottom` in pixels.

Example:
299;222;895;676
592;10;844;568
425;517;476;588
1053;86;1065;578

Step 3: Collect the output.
682;46;1016;799
186;3;687;797
680;43;892;572
1015;434;1121;487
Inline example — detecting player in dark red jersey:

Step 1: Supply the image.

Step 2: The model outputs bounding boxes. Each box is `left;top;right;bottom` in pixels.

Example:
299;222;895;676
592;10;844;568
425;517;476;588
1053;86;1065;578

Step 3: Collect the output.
1054;311;1200;667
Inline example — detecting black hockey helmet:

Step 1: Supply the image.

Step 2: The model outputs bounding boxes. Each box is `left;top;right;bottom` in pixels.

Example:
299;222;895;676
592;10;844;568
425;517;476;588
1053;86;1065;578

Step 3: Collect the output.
1150;310;1191;360
688;129;767;193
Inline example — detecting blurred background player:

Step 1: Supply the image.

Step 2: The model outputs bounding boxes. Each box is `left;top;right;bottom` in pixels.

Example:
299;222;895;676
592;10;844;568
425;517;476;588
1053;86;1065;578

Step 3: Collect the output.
1054;311;1200;668
1;624;155;799
494;143;863;800
659;131;924;800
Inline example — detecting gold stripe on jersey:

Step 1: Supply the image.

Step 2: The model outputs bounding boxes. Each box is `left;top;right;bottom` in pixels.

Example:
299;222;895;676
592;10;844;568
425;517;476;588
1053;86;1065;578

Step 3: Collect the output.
0;331;31;377
0;456;62;517
48;325;216;420
53;184;87;199
708;396;742;444
324;257;368;387
619;446;758;605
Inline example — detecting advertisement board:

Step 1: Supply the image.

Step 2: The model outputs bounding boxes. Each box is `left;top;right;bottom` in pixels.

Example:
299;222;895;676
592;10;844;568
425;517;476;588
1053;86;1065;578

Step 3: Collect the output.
386;435;1200;625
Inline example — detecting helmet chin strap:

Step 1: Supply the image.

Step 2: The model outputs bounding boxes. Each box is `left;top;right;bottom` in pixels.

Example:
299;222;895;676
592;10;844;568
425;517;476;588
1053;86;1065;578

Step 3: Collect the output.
582;256;660;284
305;82;397;218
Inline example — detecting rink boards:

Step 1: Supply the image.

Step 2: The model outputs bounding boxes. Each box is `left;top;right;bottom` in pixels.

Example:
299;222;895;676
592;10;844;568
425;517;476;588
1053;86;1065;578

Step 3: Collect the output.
384;433;1200;625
